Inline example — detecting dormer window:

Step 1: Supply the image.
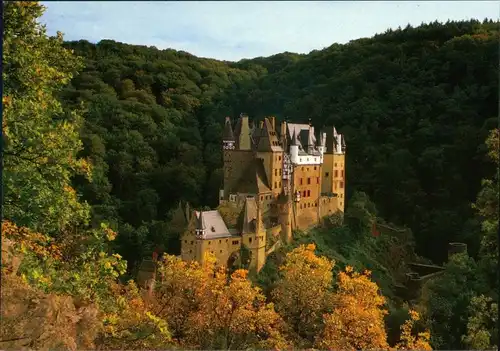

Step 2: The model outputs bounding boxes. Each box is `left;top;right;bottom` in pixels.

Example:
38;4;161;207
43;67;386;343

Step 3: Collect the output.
211;226;216;232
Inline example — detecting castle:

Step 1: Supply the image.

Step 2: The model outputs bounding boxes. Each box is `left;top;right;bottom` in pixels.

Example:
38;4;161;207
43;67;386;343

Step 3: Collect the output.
178;114;346;272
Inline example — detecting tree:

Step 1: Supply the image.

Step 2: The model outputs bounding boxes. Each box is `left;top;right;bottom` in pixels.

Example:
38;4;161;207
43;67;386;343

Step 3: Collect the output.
462;295;498;350
272;244;335;344
395;310;432;351
3;1;91;234
154;253;288;349
315;267;389;350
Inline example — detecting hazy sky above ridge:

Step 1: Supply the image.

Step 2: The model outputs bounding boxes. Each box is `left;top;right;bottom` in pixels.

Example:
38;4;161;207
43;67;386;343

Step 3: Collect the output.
40;1;499;61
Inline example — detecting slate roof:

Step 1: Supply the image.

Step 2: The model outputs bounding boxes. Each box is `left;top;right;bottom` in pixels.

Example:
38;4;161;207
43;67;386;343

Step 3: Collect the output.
195;210;232;239
223;117;235;141
242;197;258;234
230;158;271;194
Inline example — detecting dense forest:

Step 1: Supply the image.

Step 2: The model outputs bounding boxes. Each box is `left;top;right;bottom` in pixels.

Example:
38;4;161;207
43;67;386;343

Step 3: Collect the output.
2;1;498;350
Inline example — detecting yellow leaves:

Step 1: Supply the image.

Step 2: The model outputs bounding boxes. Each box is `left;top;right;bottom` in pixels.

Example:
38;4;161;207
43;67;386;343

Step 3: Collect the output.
315;266;389;351
105;228;117;241
395;309;432;351
154;253;287;349
2;95;12;106
2;220;62;261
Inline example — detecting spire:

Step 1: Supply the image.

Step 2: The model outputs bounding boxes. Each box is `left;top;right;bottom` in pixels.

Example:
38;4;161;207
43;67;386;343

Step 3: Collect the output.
223;117;235;141
307;125;315;151
237;113;251;150
197;211;204;230
195;211;205;238
291;129;299;146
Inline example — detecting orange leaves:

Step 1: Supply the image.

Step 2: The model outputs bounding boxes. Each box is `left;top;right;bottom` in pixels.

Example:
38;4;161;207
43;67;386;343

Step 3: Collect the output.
154;254;287;349
315;266;389;350
2;220;62;262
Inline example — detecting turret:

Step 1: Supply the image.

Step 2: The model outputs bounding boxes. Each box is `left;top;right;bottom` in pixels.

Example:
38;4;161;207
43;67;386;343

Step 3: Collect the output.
235;113;251;150
223;117;235;150
290;130;299;164
307;124;315;153
195;211;205;238
317;132;326;161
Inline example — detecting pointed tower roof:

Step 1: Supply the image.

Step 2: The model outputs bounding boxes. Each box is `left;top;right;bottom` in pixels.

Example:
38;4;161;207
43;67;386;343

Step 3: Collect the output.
223;117;235;141
291;129;299;146
196;211;205;230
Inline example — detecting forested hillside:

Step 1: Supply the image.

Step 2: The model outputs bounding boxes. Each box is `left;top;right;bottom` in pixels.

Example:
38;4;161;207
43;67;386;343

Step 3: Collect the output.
61;19;498;268
3;2;498;349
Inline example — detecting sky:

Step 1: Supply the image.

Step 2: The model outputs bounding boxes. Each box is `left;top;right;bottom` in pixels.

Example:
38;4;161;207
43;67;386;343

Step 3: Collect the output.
40;1;499;62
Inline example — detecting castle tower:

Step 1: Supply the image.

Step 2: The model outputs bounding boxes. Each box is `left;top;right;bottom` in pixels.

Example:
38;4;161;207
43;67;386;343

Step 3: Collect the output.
321;126;346;213
222;117;235;202
195;211;206;263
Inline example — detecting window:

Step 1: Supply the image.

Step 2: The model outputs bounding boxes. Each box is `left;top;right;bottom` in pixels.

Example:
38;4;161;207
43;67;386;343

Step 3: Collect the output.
208;241;211;245
184;240;187;243
335;163;337;167
335;170;338;177
232;240;239;245
300;178;303;185
191;241;194;245
303;190;307;197
325;172;329;177
317;177;320;184
302;167;304;171
308;203;311;208
340;202;343;206
307;168;310;171
275;169;278;176
314;166;317;170
260;196;263;201
279;181;282;187
279;156;281;161
274;181;277;188
341;170;344;177
220;250;223;253
189;250;192;253
307;178;311;184
299;204;302;209
219;240;222;243
307;190;311;197
249;237;253;244
340;182;344;188
226;239;228;242
334;182;337;190
279;169;282;176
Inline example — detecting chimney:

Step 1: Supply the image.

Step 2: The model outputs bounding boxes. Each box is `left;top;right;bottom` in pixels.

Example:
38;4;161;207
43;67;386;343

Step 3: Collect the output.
269;116;276;131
